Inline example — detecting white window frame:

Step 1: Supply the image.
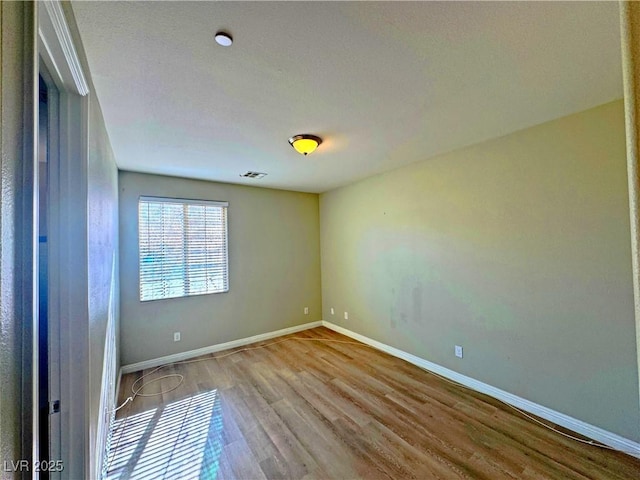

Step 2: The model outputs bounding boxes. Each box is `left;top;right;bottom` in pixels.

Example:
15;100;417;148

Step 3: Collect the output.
138;196;230;301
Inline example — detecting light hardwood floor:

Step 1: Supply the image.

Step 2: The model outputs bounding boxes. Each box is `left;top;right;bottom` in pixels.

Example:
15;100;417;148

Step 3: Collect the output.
109;327;640;479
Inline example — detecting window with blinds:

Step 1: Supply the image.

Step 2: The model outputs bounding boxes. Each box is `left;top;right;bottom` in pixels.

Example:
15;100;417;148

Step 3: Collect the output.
138;196;229;301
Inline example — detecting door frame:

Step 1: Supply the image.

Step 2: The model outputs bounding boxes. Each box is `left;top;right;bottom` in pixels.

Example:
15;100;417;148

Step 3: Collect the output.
37;63;60;473
36;1;90;477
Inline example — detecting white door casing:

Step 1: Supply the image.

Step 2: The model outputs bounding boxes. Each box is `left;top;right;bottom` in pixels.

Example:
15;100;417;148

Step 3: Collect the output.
37;1;90;478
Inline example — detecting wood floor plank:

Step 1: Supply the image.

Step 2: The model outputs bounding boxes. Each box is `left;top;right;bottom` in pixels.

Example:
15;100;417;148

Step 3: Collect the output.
110;327;640;480
222;437;268;480
220;387;280;463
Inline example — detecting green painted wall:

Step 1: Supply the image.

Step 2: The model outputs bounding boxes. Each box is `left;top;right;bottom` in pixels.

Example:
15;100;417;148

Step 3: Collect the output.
320;100;639;441
119;172;321;365
0;1;31;471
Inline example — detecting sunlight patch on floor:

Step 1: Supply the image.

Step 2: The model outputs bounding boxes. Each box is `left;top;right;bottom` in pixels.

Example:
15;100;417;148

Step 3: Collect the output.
106;389;223;479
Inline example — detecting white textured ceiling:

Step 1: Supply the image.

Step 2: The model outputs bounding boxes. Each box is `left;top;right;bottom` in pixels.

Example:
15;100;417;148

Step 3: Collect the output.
72;1;623;193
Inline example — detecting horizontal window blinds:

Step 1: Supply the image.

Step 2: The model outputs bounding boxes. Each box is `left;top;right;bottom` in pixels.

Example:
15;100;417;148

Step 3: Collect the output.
139;197;229;301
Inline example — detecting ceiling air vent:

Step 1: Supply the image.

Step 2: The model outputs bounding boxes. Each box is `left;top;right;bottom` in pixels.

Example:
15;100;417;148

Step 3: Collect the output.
240;171;267;179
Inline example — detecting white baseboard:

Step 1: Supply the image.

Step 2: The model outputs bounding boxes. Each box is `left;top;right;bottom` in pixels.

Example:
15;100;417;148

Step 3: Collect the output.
115;367;122;404
121;321;323;374
321;320;640;459
117;318;639;458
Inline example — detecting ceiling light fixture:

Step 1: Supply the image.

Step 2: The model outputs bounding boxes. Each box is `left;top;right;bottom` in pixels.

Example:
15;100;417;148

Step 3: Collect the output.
215;31;233;47
288;134;322;156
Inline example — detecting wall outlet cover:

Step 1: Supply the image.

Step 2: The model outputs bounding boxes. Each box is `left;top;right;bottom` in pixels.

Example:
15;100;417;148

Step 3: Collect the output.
344;312;349;320
174;332;181;342
455;345;463;358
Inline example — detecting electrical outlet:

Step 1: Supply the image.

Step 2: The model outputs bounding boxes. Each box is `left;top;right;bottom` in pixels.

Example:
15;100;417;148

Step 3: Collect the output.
455;345;463;358
174;332;181;342
344;311;349;320
330;307;335;315
304;307;309;315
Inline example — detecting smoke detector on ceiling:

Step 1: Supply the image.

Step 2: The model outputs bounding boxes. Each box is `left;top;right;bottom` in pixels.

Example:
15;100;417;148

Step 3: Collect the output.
215;31;233;47
240;171;267;179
